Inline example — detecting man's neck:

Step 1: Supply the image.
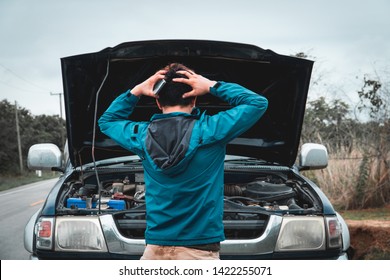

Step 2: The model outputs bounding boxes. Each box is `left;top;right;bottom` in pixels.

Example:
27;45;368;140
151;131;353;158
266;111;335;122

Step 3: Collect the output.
162;105;193;114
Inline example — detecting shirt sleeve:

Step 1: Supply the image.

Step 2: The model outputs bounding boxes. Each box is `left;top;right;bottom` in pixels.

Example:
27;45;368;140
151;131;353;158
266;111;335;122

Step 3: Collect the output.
200;81;268;145
98;90;146;155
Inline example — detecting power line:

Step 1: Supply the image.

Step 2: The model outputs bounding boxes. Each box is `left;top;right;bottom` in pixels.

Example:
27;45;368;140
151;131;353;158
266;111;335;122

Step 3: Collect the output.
0;62;52;92
0;80;48;94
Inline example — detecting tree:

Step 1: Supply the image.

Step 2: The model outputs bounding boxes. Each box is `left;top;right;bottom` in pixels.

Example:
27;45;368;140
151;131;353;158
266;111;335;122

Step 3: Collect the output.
357;76;386;120
0;99;66;175
301;97;353;154
354;74;390;208
297;49;390;209
0;100;20;173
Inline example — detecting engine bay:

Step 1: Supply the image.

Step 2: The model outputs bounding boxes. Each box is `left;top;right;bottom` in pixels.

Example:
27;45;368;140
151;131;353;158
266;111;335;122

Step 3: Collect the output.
57;169;322;215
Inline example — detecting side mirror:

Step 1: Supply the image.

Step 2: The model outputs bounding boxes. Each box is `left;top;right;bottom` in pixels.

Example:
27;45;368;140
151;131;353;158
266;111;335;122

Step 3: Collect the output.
27;143;63;171
299;143;328;170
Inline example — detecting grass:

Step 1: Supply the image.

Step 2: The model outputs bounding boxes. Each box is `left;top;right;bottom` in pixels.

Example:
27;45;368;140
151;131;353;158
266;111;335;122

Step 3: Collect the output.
338;205;390;220
302;146;390;211
363;248;390;260
341;206;390;260
0;171;59;192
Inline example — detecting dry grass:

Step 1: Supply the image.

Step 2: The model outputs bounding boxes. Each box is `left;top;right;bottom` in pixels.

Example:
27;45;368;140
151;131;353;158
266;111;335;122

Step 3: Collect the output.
303;149;362;210
302;147;390;210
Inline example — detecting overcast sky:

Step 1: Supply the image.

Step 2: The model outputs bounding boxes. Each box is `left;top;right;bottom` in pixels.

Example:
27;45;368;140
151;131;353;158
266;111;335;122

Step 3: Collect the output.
0;0;389;117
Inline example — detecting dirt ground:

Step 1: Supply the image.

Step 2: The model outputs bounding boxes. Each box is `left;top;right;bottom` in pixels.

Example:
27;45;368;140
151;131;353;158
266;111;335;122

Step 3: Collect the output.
346;219;390;259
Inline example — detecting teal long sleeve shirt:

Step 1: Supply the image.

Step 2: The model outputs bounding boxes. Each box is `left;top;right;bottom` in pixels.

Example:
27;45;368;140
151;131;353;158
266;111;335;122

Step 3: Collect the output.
98;82;268;246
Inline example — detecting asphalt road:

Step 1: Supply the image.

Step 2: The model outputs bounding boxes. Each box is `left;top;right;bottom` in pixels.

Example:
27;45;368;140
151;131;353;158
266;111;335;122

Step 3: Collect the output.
0;178;57;260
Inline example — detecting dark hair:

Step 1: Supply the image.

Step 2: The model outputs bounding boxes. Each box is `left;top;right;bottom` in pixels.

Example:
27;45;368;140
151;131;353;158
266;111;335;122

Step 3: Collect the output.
157;63;194;107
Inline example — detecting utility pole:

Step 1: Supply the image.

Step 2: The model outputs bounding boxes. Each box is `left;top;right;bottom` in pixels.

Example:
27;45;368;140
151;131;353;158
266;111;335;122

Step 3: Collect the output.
15;101;23;174
50;92;64;147
50;92;63;119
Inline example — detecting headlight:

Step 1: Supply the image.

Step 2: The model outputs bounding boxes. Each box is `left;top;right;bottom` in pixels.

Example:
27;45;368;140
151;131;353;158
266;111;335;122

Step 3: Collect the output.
55;216;107;252
275;216;326;251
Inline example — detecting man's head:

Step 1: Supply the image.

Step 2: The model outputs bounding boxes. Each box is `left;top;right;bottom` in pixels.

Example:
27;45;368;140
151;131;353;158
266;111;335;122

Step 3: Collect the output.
155;63;195;109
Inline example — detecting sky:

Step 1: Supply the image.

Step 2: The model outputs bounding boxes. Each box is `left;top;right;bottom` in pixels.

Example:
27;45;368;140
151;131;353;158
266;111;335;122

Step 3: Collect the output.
0;0;389;118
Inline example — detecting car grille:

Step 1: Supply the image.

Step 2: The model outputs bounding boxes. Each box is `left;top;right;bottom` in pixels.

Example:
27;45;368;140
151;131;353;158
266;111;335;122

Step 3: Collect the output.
113;202;270;240
223;210;269;239
114;211;147;239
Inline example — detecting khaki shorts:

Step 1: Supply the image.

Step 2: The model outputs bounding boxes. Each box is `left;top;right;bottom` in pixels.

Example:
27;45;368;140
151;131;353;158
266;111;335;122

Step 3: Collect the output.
141;244;220;260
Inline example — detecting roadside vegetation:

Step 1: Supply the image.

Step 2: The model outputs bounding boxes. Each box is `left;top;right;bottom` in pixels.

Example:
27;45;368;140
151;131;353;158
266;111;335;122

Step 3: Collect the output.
339;205;390;220
0;171;59;192
0;99;65;191
297;52;390;211
300;72;390;210
295;58;390;259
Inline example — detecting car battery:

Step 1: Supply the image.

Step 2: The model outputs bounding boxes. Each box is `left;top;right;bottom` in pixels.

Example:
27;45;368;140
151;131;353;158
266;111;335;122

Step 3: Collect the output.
66;197;97;209
107;199;126;210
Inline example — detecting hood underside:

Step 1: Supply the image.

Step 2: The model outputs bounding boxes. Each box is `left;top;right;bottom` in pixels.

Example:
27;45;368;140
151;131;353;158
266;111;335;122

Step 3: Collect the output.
61;40;313;167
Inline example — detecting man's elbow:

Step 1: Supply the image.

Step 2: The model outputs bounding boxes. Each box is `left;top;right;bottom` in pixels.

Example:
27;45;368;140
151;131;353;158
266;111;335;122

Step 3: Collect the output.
256;96;268;112
97;114;108;133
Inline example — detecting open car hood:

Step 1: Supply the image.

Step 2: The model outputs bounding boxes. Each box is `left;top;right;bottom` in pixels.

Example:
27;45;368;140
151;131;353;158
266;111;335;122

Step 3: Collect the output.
61;40;313;167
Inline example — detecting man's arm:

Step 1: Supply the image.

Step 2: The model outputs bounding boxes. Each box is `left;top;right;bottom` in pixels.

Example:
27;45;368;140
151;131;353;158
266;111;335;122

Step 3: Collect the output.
98;90;143;152
98;70;168;152
173;70;268;145
201;82;268;145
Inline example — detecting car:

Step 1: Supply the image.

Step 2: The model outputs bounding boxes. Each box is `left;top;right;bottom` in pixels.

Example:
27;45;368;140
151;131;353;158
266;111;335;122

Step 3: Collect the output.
24;39;351;260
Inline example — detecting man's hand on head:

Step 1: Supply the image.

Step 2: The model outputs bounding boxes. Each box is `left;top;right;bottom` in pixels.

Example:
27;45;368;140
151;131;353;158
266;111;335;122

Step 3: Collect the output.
173;70;217;98
131;70;167;98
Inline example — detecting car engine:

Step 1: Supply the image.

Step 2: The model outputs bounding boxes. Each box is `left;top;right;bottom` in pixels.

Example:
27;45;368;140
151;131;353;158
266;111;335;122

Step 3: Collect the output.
58;170;320;214
56;169;322;240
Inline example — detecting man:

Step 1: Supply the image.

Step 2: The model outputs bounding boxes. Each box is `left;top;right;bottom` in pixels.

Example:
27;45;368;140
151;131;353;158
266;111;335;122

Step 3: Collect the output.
98;63;268;259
